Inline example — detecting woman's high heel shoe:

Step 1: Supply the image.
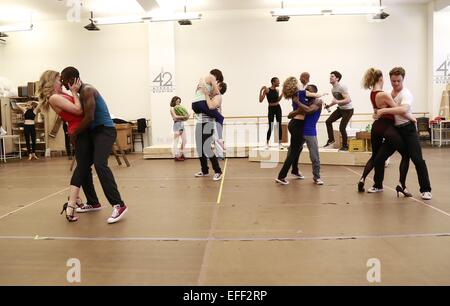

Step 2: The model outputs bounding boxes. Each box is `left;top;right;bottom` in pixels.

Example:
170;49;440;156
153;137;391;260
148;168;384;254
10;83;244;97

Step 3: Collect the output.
396;185;412;198
60;203;79;222
358;181;365;192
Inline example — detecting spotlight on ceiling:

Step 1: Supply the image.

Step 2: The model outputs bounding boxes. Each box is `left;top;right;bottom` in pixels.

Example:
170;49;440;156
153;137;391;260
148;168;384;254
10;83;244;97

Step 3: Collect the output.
276;15;290;22
178;19;192;25
372;0;389;20
84;11;100;31
372;11;389;20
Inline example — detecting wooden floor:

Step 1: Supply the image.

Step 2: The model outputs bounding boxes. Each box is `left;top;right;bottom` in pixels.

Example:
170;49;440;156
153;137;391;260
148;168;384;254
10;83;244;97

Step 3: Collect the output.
1;147;450;285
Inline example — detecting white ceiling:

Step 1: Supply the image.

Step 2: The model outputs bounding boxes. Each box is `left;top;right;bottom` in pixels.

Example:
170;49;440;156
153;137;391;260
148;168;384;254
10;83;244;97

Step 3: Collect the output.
0;0;435;23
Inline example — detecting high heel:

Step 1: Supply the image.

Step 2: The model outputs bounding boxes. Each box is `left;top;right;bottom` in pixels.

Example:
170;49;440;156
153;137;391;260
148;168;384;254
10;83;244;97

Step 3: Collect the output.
396;185;412;198
60;203;78;222
358;181;365;192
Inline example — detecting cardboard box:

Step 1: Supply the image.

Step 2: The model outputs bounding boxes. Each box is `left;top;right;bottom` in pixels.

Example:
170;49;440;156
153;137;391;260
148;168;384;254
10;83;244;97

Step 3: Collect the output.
349;139;365;152
27;82;37;97
18;86;28;97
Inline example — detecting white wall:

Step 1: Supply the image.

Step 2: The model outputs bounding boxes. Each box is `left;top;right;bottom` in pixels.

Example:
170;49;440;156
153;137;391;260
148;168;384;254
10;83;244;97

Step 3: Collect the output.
174;4;428;119
0;20;150;120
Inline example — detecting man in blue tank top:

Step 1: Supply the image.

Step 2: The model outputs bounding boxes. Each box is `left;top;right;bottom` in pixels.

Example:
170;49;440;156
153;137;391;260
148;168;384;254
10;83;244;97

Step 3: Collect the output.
61;66;128;224
288;84;324;185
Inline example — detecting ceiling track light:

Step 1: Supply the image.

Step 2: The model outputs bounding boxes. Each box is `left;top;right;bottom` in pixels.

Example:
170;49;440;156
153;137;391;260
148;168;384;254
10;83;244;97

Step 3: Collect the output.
0;23;33;33
372;0;390;20
272;0;389;20
84;11;100;31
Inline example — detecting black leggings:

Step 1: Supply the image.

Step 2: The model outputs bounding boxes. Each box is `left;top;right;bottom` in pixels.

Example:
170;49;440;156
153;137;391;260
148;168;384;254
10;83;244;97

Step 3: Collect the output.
196;122;222;175
267;104;282;143
371;122;431;193
360;118;410;189
71;127;125;206
23;124;36;154
277;119;305;179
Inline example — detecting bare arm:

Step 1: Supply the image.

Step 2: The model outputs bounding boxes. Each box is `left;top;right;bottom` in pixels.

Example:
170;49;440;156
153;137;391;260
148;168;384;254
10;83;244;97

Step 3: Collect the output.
306;91;328;99
259;86;268;103
206;75;220;96
17;104;27;113
33;102;42;114
70;87;96;138
49;95;83;115
201;87;222;110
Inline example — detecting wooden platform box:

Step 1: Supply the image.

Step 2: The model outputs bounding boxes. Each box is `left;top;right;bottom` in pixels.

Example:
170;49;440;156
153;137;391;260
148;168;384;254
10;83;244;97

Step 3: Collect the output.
115;123;132;151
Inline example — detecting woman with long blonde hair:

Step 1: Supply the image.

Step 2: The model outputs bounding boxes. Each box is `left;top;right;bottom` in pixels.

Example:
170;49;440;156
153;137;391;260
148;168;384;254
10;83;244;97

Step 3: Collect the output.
358;68;415;195
37;70;85;221
275;77;326;185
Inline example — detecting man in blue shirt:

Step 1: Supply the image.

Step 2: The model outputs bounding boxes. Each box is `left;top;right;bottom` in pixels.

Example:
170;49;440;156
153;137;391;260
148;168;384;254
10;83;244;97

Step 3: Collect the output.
289;84;324;185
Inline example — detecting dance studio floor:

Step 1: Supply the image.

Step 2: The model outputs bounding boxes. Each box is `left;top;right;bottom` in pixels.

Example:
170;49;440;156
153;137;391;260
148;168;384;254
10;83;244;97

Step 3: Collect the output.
1;147;450;285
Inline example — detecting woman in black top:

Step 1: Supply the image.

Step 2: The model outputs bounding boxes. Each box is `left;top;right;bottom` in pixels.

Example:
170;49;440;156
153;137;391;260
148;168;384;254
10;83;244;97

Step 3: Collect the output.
18;101;42;160
259;77;283;149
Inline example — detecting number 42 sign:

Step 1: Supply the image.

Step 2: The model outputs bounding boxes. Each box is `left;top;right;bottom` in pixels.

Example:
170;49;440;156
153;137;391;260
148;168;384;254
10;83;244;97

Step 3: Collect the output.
152;68;175;93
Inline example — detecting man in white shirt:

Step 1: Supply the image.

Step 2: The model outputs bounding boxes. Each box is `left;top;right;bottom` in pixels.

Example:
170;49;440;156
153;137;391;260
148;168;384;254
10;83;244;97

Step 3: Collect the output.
376;67;432;200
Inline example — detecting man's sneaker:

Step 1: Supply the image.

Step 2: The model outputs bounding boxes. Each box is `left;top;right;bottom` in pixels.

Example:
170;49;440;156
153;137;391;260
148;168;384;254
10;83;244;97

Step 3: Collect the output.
367;187;384;193
339;146;349;152
107;204;128;224
275;178;289;185
195;172;209;177
291;172;305;179
421;192;432;200
76;203;102;213
323;140;335;148
314;178;324;185
213;173;223;181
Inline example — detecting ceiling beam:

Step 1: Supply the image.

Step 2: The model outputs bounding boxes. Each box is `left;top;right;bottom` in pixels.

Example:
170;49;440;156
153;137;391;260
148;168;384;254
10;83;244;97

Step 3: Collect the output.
434;0;450;11
136;0;160;12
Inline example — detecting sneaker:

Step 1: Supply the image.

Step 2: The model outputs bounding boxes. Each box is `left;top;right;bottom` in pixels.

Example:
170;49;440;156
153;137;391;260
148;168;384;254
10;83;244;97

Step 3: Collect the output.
314;178;324;185
367;187;384;193
275;178;289;185
323;140;335;148
174;156;184;162
291;172;305;179
76;203;102;213
195;172;209;177
213;173;223;181
339;146;349;152
107;204;128;224
421;192;432;200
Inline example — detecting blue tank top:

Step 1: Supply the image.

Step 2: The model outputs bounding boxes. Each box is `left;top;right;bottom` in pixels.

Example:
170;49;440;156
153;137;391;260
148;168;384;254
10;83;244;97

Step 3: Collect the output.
293;90;307;111
304;105;321;137
91;93;114;129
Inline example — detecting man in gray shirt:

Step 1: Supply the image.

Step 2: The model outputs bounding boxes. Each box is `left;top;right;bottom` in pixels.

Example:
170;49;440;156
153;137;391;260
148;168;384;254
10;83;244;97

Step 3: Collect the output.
323;71;354;151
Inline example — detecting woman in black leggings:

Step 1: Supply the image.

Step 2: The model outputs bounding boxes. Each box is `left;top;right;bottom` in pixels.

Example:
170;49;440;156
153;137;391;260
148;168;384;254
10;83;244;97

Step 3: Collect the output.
18;101;42;160
275;77;306;185
358;68;416;196
260;77;283;149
